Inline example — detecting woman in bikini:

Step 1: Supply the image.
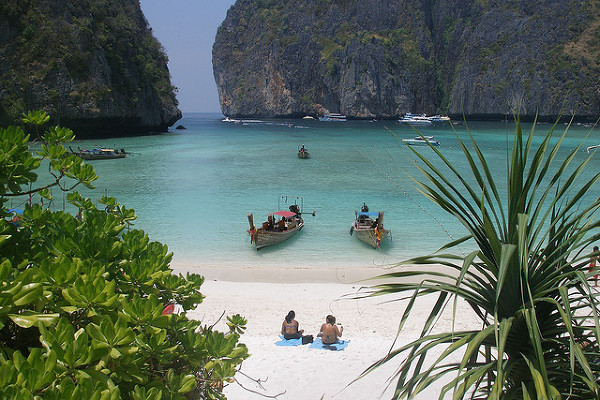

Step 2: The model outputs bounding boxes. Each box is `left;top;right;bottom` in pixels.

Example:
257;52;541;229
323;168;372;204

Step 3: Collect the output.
320;314;343;344
281;310;304;339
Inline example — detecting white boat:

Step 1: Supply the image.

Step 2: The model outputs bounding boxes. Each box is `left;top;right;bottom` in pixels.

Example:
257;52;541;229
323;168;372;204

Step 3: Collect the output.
587;145;600;153
319;113;347;122
399;115;433;126
402;136;440;146
247;197;304;250
350;204;390;248
428;115;451;122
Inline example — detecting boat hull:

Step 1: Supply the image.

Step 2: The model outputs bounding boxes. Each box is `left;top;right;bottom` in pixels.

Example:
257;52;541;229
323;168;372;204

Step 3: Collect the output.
251;223;304;249
353;227;390;248
78;153;126;160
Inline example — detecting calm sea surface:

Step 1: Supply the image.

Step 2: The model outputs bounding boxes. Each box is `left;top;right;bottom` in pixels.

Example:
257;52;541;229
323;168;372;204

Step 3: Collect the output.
22;113;600;270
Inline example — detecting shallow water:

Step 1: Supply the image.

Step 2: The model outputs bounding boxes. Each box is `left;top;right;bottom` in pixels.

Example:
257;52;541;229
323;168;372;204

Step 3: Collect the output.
20;113;600;270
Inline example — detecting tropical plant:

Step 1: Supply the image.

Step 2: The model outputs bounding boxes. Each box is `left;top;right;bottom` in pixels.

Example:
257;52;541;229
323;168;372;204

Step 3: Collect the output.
0;117;249;398
361;116;600;399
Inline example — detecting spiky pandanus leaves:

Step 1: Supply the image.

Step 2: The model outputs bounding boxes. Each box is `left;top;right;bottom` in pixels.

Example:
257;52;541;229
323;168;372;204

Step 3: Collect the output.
361;117;600;399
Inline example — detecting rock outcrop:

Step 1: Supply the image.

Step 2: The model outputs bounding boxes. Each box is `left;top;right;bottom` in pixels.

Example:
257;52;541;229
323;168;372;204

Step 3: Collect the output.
213;0;600;121
0;0;180;137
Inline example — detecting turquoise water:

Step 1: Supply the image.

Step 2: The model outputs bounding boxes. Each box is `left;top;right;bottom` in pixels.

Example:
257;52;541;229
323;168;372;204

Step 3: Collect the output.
23;113;600;270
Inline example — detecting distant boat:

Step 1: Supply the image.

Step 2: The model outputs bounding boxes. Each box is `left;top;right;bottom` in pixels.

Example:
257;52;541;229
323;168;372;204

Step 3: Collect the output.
428;115;451;122
319;113;347;122
247;198;304;250
70;147;127;160
399;114;433;126
587;145;600;153
298;145;310;159
402;136;440;146
349;204;390;248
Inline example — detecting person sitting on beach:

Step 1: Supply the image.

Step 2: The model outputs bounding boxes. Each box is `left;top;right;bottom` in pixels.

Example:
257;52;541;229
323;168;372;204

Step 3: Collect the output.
281;310;304;339
320;315;343;344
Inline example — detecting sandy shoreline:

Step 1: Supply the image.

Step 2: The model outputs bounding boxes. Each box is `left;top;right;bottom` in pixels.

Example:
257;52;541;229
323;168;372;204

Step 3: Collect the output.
179;262;480;399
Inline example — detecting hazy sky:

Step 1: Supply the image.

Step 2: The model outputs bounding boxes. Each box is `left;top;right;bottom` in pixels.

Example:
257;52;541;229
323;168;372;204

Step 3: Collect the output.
139;0;237;113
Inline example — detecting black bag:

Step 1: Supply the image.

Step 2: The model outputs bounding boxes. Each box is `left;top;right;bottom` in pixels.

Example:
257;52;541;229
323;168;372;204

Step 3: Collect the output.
302;335;314;344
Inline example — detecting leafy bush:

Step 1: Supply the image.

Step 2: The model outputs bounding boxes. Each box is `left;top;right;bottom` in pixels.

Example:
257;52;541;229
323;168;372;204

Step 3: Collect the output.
0;117;249;399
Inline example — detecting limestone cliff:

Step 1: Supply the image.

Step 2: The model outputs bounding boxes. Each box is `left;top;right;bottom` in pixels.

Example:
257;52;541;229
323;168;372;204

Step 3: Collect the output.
0;0;180;137
213;0;600;121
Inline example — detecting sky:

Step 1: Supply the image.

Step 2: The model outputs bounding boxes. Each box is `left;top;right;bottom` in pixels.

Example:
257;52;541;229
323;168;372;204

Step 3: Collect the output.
139;0;237;113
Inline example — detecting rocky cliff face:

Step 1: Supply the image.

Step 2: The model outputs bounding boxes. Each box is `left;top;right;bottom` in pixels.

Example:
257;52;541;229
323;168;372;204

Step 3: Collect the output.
213;0;600;121
0;0;181;137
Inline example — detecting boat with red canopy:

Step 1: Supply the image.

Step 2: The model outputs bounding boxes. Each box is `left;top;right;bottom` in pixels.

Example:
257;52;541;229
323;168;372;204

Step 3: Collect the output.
247;197;304;250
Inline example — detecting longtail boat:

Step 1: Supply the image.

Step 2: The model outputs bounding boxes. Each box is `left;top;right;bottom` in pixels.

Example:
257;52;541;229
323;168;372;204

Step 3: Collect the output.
248;197;304;250
349;204;390;248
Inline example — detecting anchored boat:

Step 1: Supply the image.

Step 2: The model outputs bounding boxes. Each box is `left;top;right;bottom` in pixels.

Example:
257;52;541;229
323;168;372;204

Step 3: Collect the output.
350;204;390;248
248;196;304;250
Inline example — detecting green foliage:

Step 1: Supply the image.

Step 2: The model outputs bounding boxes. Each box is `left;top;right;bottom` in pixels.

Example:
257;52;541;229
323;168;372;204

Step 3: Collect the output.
0;0;178;123
364;117;600;398
0;116;249;398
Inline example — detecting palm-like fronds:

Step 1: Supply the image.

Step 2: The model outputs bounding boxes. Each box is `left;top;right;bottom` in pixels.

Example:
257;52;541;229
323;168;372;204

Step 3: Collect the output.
363;117;600;399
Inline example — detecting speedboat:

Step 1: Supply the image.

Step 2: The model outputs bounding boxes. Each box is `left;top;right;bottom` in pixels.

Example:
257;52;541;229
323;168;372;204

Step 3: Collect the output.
399;114;433;126
349;203;390;248
402;136;440;146
319;113;347;122
428;115;451;122
247;197;304;250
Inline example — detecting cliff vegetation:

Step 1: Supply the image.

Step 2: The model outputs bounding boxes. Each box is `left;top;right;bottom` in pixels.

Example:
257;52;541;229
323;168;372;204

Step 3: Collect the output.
213;0;600;121
0;0;181;137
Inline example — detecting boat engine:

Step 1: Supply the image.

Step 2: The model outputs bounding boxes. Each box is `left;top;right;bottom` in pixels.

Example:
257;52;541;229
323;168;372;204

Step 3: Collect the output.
289;204;300;215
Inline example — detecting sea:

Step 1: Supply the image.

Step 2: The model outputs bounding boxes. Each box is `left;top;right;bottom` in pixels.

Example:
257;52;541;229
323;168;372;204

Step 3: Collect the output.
20;113;600;271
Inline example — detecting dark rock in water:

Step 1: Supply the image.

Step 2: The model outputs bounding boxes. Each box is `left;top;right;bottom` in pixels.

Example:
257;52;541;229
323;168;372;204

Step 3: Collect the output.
176;125;187;130
213;0;600;122
0;0;181;137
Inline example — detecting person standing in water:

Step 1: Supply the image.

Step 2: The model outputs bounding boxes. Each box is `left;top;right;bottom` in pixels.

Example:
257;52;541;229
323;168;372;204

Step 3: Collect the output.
589;246;599;286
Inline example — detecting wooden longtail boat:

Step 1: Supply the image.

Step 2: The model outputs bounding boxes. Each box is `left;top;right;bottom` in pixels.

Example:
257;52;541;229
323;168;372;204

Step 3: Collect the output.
248;199;304;250
298;144;310;159
350;204;390;248
70;146;127;160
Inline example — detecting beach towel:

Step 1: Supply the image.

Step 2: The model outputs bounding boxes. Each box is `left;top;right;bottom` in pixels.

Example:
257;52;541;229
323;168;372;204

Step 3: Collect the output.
275;335;303;346
309;338;349;351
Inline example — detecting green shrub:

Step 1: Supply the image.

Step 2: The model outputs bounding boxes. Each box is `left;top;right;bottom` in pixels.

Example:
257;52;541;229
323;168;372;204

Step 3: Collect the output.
0;116;249;399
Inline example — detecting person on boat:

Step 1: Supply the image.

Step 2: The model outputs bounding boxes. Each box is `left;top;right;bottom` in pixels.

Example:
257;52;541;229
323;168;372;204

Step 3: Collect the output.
281;310;304;339
319;315;343;344
277;217;286;231
267;215;275;230
589;246;599;286
371;217;379;228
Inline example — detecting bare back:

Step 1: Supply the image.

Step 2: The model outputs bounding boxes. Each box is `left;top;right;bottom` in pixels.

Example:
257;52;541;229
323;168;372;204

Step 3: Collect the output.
320;323;342;344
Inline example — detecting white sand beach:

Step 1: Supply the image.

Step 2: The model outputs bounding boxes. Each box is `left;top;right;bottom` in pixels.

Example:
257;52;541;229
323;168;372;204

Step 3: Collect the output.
177;264;482;400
